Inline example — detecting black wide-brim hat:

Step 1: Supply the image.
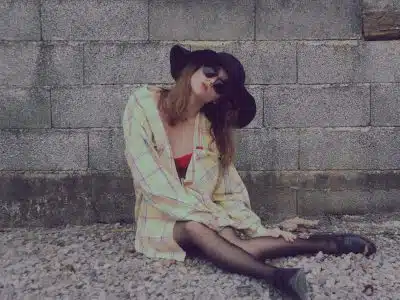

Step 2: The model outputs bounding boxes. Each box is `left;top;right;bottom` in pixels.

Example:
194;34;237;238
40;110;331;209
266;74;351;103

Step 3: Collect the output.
169;44;256;128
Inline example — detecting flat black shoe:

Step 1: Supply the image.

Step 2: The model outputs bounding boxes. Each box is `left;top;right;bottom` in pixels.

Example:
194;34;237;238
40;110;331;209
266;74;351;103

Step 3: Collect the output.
273;268;309;300
308;233;377;257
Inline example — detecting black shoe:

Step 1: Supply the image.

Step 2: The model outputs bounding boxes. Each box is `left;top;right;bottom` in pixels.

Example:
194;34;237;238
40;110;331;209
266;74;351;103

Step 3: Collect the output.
308;233;377;257
273;268;309;300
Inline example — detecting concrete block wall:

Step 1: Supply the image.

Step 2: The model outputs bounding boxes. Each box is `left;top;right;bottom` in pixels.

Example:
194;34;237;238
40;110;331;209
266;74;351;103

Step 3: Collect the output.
1;0;399;228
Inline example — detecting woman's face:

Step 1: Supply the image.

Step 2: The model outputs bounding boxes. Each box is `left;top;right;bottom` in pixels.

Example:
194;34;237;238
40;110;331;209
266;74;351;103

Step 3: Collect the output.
190;65;229;104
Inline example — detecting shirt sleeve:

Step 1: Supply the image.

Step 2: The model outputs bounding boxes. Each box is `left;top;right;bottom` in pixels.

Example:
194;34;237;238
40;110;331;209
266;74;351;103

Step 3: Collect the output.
212;162;271;237
122;92;232;231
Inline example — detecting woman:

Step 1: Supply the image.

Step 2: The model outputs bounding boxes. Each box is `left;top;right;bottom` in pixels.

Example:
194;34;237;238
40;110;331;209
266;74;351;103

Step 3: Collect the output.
122;44;376;300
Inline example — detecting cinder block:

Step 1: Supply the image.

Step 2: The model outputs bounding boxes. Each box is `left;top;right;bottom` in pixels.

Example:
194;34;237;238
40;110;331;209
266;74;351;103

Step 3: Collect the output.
0;172;95;227
372;83;400;126
298;189;400;216
0;0;41;40
191;41;296;84
300;128;400;170
234;128;298;171
0;88;51;128
0;41;83;86
264;84;370;127
149;0;254;40
239;171;298;222
256;0;361;40
0;130;88;171
91;172;135;224
1;42;39;86
89;129;127;171
298;41;400;84
298;41;364;84
84;42;174;84
363;41;400;82
52;85;139;128
42;0;147;41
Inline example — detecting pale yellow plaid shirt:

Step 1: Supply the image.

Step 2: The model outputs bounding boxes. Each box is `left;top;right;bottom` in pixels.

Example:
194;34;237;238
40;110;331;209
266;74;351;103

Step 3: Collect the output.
122;85;270;261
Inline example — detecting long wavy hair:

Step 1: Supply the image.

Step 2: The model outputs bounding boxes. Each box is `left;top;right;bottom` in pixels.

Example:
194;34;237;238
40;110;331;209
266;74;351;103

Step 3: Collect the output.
157;63;239;171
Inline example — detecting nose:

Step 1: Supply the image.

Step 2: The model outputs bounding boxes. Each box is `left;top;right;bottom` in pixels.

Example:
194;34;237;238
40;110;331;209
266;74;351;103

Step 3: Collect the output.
205;78;216;87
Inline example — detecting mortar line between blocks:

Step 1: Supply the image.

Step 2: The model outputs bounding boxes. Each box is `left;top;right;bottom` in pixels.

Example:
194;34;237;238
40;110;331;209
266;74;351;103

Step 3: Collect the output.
82;44;85;85
369;83;372;126
39;0;43;41
49;89;52;128
253;0;257;41
295;42;299;83
261;87;265;127
87;131;90;170
147;0;150;41
297;128;300;170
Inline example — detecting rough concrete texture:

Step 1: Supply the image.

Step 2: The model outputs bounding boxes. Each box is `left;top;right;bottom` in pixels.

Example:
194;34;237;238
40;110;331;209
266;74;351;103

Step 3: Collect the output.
0;88;51;129
51;86;137;128
234;129;299;170
256;0;361;39
371;83;400;126
299;128;400;170
41;0;148;41
1;171;400;228
298;40;400;84
0;130;88;171
1;0;400;227
264;84;370;127
149;0;255;40
0;1;41;41
0;42;83;86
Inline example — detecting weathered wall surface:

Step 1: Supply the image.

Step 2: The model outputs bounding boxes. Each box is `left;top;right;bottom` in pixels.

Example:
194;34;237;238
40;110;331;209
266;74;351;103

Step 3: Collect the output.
1;0;399;227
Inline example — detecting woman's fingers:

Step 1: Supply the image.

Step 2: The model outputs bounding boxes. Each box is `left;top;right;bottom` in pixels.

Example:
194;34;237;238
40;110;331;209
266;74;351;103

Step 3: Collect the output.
282;231;297;243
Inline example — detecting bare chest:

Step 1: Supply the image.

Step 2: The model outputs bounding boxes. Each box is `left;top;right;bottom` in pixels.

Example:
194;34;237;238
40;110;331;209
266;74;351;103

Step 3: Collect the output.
162;119;195;158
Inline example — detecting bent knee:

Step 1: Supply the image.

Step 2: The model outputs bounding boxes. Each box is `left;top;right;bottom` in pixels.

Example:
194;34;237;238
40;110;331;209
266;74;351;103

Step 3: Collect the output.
184;221;209;234
174;221;209;239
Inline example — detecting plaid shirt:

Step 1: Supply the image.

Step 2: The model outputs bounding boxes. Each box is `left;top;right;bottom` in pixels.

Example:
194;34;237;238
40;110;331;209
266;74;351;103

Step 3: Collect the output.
122;85;270;261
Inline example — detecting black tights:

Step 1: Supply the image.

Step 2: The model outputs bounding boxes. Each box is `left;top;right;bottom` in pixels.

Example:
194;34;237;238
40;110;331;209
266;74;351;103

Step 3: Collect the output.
243;233;336;261
173;221;335;296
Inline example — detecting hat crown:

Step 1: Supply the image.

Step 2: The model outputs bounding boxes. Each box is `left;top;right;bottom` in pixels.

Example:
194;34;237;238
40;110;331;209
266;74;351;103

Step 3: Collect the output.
169;44;255;128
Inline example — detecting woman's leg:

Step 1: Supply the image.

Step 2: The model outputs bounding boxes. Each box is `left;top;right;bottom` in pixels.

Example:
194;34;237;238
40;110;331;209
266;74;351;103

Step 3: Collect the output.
218;227;335;261
173;221;308;299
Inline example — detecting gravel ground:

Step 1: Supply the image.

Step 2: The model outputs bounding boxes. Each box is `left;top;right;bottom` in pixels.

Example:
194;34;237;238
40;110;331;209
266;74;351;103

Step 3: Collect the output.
1;213;399;300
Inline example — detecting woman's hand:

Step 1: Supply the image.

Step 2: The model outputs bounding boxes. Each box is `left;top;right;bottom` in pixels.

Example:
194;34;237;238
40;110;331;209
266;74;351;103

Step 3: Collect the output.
264;228;297;243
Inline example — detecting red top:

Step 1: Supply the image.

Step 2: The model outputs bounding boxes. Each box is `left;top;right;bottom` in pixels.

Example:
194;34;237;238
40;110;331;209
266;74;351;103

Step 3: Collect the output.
174;146;204;169
174;153;193;169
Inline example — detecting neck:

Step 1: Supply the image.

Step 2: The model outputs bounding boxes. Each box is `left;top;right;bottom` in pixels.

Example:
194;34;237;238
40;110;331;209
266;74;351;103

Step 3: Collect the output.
184;93;205;120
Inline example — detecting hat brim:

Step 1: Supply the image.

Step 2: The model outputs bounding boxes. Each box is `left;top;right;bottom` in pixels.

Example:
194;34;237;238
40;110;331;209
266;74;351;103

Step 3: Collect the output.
233;87;256;128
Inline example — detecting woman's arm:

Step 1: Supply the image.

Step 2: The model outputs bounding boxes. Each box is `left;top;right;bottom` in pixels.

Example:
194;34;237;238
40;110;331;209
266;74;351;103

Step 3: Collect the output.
213;163;297;240
122;92;232;230
212;163;274;237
